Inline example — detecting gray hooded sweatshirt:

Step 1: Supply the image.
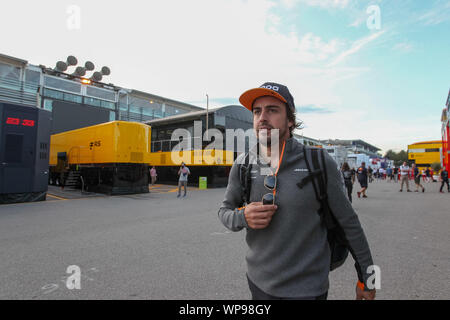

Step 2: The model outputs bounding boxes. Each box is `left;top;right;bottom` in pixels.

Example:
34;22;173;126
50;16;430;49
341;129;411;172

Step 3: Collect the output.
218;138;374;298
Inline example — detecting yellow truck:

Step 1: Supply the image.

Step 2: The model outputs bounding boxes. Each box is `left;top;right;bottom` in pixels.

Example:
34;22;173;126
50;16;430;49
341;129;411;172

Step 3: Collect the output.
49;121;151;195
408;140;442;171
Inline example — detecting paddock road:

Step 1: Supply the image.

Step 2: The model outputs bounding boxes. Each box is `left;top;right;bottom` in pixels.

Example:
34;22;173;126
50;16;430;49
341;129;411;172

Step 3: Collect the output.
0;180;449;300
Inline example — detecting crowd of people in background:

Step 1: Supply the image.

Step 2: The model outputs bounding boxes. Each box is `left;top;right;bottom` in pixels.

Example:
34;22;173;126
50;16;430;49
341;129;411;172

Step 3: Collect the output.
340;162;450;202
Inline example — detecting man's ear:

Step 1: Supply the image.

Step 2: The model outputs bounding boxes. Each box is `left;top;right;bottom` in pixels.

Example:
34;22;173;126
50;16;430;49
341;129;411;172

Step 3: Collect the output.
288;119;294;128
287;118;294;132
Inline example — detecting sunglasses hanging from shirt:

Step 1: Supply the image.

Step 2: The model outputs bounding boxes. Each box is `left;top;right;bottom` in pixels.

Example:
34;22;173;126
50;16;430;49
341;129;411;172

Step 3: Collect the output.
262;175;277;204
261;141;286;205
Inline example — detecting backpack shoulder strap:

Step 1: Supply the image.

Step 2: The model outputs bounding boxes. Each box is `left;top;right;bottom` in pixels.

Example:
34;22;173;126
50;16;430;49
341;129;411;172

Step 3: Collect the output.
319;148;328;186
311;148;326;195
301;146;321;201
301;146;351;272
302;146;336;229
298;146;322;190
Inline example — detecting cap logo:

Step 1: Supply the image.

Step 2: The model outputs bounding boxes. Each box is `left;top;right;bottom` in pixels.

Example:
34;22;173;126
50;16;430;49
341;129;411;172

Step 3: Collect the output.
260;84;279;92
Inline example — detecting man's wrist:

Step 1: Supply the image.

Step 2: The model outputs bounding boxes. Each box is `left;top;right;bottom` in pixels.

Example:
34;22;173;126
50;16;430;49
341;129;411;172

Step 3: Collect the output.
358;280;376;292
238;206;249;228
357;280;365;291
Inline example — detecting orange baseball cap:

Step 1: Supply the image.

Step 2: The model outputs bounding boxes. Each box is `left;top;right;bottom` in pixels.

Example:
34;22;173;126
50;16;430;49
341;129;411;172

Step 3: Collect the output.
239;82;295;112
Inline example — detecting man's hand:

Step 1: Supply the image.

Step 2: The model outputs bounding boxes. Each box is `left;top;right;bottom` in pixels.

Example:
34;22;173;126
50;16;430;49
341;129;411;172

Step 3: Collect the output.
244;202;277;229
356;283;376;300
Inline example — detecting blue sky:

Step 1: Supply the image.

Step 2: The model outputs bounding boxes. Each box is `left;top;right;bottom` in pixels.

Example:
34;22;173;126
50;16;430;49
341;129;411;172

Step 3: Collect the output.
1;0;449;153
266;0;450;152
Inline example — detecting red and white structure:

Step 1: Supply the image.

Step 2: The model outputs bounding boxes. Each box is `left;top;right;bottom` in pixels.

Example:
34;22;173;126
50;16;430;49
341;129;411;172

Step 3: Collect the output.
441;89;450;170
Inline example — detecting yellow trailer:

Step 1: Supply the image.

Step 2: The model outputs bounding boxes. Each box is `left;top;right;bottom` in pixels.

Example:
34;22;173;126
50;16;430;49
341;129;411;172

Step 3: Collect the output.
147;149;234;167
49;121;151;195
49;121;151;166
408;140;442;170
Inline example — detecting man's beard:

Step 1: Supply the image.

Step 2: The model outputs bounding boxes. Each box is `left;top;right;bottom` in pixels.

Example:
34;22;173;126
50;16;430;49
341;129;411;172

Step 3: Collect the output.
256;128;283;172
257;129;272;147
257;128;286;147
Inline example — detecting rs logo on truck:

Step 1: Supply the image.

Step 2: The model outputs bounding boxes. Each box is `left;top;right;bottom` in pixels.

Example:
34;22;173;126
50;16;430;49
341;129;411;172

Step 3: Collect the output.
89;141;101;150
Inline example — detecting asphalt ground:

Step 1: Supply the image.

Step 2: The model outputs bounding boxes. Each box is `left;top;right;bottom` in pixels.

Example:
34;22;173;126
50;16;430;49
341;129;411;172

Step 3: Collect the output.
0;179;449;300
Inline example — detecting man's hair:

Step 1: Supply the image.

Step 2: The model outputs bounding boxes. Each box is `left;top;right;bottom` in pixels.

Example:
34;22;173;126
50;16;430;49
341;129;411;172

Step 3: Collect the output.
286;104;302;136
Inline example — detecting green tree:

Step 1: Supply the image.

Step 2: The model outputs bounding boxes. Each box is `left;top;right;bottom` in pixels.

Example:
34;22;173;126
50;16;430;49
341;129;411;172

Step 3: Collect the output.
384;149;408;166
397;150;408;166
384;150;396;161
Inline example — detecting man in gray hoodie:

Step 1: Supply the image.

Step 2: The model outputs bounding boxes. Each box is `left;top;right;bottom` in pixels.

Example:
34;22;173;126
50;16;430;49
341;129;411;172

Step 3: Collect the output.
218;82;376;300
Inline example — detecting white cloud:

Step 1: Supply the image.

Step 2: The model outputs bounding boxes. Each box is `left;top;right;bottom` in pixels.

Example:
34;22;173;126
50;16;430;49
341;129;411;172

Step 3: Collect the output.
289;32;343;64
0;0;419;151
417;1;450;25
0;0;364;104
300;109;441;154
280;0;299;9
349;15;366;28
392;42;414;53
300;0;350;9
280;0;351;9
327;30;386;67
40;0;345;108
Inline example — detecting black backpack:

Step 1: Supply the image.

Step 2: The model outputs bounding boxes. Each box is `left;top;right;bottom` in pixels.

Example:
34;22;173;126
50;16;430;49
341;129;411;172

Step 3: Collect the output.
239;146;349;271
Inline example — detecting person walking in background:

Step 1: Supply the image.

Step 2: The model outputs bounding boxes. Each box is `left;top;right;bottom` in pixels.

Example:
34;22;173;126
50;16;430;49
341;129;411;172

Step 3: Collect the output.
150;166;157;186
425;167;431;183
422;168;427;183
386;167;393;182
412;164;425;193
393;166;399;182
177;162;190;198
357;162;369;198
440;167;449;193
341;162;355;203
381;167;385;180
368;166;374;183
399;162;411;192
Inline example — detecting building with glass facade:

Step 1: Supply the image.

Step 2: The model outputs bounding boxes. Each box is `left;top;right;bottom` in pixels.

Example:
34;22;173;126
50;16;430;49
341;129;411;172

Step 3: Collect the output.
146;105;253;153
320;139;381;158
145;105;253;186
0;53;203;134
293;134;324;147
